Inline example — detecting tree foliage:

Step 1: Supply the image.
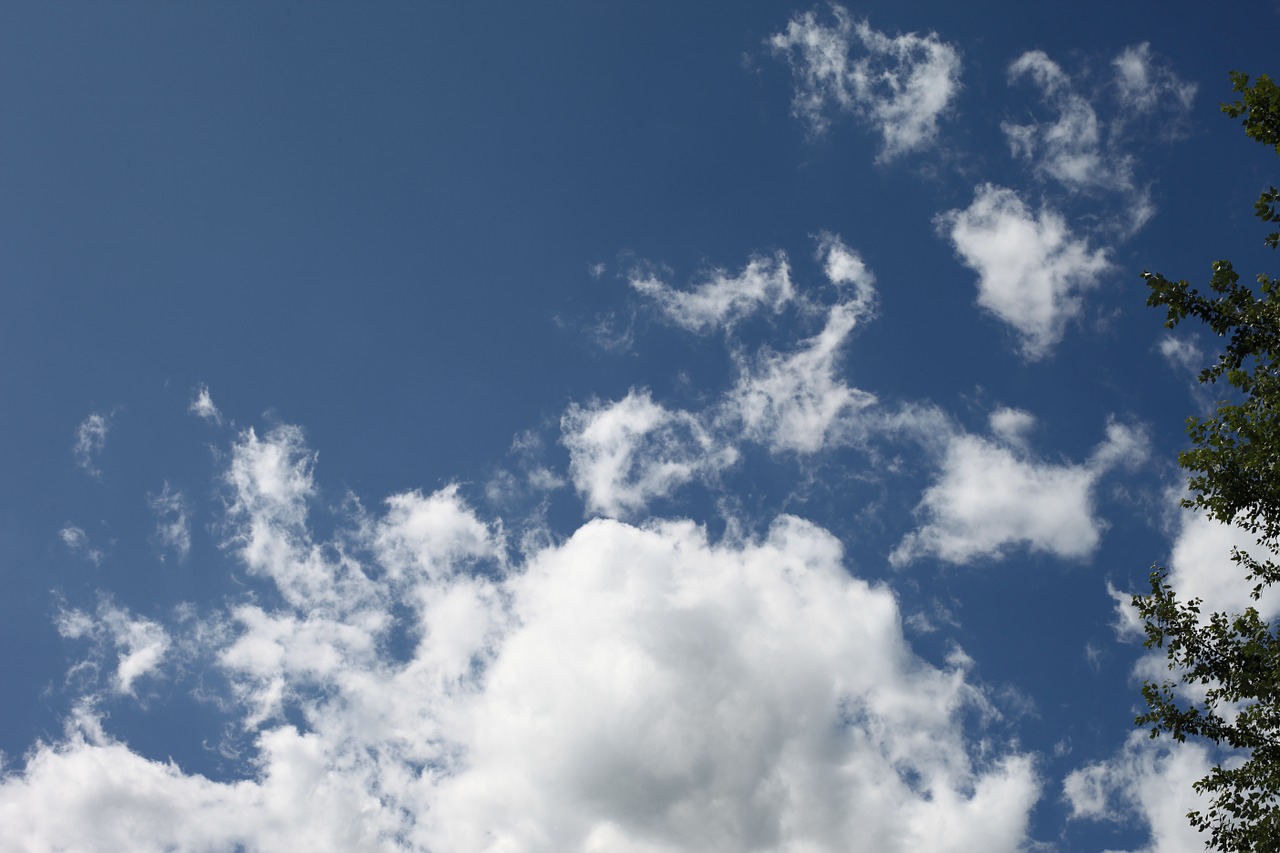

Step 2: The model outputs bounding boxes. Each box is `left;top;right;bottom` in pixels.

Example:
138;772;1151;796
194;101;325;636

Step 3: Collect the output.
1137;72;1280;852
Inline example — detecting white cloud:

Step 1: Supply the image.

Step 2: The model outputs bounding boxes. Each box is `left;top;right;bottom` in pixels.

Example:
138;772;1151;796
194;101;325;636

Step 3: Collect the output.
1113;43;1196;118
1092;499;1280;851
939;184;1111;359
59;524;104;566
630;251;795;333
562;390;737;518
724;298;877;454
817;232;876;310
2;423;1044;852
1157;335;1203;376
1003;51;1134;193
892;414;1147;566
148;482;191;562
1063;732;1214;853
770;5;962;160
73;412;110;476
189;384;222;424
56;600;171;696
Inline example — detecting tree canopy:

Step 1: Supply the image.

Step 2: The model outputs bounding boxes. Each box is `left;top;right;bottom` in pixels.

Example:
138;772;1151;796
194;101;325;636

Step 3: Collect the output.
1137;72;1280;852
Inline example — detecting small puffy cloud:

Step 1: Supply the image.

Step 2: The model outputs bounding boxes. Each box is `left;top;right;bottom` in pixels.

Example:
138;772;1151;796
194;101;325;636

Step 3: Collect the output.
987;407;1036;450
562;390;737;517
1063;732;1214;853
629;251;794;334
770;5;962;160
818;232;876;310
73;412;110;476
375;485;501;582
148;482;191;562
892;414;1147;566
59;525;104;566
1157;335;1203;376
1113;43;1196;118
189;384;222;424
939;184;1111;359
56;600;171;695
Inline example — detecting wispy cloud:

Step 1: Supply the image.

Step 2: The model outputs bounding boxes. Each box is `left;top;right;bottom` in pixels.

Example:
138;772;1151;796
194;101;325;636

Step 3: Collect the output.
629;251;795;334
59;525;104;566
561;390;737;517
148;482;191;562
73;412;111;477
770;5;962;160
189;384;222;425
55;599;171;696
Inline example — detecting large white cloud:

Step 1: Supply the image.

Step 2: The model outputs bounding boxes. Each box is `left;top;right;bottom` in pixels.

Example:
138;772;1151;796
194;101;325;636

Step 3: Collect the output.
0;424;1042;852
939;184;1111;359
769;5;962;160
892;411;1147;566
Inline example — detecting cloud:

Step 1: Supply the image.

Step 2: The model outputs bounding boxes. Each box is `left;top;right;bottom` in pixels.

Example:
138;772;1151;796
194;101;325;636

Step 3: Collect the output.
629;251;795;334
1000;45;1192;234
770;5;962;160
73;412;110;476
2;423;1043;851
892;413;1147;566
1003;51;1134;194
1063;732;1214;853
149;482;191;562
1112;43;1196;119
56;600;171;696
562;390;737;517
1090;499;1280;851
723;299;877;454
189;384;222;425
59;524;104;566
938;184;1111;359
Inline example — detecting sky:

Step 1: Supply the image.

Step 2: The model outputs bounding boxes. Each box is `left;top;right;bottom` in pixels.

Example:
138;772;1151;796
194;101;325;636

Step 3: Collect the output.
1;2;1278;851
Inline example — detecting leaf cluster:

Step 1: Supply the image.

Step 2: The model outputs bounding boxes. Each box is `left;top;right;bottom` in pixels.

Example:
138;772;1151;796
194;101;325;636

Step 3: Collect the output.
1136;72;1280;852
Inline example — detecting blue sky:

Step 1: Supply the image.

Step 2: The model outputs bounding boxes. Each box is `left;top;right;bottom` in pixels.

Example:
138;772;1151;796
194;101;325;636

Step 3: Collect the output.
2;2;1278;850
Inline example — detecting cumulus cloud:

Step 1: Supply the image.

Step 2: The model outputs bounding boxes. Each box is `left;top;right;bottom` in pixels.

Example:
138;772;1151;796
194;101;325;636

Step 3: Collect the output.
939;184;1111;359
73;412;110;476
629;251;795;333
189;384;222;424
892;413;1147;566
1089;500;1279;851
149;482;191;562
562;390;737;517
770;5;962;160
1063;732;1214;853
2;424;1044;851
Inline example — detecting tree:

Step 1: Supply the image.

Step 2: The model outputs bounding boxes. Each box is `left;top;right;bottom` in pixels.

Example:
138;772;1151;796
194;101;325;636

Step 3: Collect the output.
1136;71;1280;852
